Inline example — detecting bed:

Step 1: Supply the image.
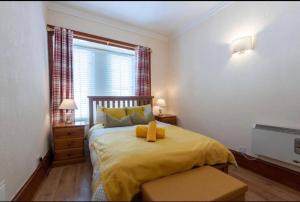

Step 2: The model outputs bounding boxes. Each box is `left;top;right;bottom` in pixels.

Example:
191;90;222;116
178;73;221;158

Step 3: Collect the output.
87;96;236;201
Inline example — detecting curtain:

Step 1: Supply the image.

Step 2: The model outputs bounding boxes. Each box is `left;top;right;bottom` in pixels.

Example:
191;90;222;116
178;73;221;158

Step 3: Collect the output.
135;46;151;96
49;27;74;124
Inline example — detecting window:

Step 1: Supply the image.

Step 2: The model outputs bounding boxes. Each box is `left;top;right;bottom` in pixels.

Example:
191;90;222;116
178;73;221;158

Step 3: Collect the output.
73;39;136;121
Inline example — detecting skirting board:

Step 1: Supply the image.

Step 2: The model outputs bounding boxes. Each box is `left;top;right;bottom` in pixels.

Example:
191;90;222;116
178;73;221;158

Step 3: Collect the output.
230;149;300;191
12;150;52;201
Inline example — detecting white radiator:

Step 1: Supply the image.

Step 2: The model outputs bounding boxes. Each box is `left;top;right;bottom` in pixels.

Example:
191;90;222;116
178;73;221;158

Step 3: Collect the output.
252;124;300;167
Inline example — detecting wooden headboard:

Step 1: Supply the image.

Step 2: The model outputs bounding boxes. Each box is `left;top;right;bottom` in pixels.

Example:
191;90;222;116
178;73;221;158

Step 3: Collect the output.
88;96;154;127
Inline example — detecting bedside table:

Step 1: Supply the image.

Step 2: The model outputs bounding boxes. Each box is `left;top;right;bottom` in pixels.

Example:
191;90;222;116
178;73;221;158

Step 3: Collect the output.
52;122;86;167
155;114;177;125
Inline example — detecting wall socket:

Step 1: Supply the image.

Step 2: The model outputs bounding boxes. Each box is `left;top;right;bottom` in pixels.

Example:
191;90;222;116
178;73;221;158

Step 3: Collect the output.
239;146;247;154
0;180;6;201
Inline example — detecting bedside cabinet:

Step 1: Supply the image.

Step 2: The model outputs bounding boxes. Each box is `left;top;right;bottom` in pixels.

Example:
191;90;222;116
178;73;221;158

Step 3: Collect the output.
155;114;177;125
52;122;86;167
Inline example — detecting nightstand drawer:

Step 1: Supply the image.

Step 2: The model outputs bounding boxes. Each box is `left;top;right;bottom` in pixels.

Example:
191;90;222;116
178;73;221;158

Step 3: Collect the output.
55;138;83;150
155;115;177;125
55;148;84;160
54;127;84;139
162;118;177;125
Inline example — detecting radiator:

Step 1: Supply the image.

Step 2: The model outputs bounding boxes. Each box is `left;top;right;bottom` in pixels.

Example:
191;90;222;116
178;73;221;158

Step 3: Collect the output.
252;124;300;167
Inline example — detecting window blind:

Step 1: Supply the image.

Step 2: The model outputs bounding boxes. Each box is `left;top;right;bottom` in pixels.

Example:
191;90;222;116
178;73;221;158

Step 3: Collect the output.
73;39;136;121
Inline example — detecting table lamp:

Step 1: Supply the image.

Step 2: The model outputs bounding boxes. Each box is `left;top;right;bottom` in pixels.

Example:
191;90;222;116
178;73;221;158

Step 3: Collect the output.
157;98;166;116
59;99;78;124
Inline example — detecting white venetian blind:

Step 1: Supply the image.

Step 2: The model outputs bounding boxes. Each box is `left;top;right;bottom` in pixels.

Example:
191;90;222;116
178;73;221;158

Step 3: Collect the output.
73;39;136;121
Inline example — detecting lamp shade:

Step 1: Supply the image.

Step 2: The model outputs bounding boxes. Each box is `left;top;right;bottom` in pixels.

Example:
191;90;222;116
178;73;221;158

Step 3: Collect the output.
157;98;166;107
231;36;253;54
59;99;78;110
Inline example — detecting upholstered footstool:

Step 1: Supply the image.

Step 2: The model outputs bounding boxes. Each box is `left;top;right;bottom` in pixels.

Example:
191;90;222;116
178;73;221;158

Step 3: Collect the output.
142;166;247;201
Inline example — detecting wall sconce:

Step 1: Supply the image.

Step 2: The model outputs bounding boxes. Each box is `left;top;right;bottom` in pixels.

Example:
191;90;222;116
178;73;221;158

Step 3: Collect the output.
231;36;254;54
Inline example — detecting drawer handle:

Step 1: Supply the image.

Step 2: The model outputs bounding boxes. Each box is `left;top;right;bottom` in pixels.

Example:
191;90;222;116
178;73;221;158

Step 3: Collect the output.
67;153;72;157
293;160;300;164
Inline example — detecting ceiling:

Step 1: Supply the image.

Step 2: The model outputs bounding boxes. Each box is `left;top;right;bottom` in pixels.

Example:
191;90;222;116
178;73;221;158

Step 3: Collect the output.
54;1;230;37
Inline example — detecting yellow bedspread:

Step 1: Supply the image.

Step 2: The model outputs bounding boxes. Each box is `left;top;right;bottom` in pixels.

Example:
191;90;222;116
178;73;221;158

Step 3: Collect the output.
91;125;236;201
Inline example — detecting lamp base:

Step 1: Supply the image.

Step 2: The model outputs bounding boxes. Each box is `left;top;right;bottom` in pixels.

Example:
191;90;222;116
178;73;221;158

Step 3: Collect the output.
159;108;163;116
65;120;73;124
65;112;74;124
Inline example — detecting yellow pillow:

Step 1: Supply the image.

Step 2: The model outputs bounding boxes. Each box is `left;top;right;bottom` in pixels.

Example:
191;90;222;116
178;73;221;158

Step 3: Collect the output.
126;106;144;118
102;108;126;120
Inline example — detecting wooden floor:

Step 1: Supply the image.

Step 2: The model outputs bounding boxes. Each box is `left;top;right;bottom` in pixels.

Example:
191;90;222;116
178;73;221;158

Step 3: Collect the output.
229;166;300;201
33;161;300;201
33;162;92;201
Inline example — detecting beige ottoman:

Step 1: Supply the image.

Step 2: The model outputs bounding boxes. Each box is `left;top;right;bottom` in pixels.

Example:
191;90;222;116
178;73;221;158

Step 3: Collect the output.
142;166;247;201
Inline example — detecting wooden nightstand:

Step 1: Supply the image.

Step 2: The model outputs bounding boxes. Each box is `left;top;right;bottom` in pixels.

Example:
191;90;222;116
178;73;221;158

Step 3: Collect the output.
155;114;177;125
52;122;86;167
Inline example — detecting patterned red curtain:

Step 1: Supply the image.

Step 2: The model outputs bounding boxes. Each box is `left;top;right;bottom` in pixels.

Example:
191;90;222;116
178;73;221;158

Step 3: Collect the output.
135;46;151;96
49;27;74;124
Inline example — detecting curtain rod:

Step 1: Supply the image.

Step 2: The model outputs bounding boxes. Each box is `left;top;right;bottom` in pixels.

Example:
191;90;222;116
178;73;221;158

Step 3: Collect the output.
75;34;136;50
47;26;152;52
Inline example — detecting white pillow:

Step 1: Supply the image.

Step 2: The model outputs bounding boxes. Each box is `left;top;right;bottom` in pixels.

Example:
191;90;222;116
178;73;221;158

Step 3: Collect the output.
95;107;105;124
143;104;152;115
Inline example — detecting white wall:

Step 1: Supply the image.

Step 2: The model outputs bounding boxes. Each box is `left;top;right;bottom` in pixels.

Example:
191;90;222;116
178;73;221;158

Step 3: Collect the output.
0;2;50;200
47;5;169;102
168;2;300;157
